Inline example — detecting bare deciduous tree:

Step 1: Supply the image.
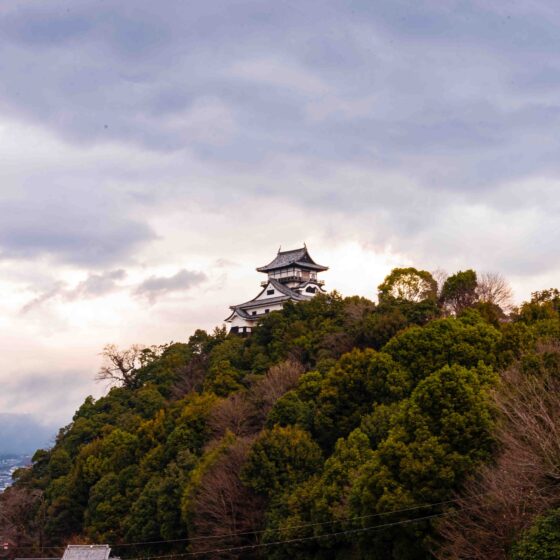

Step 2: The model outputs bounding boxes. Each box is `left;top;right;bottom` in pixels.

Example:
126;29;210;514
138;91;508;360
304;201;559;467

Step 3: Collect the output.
249;359;304;419
190;438;264;559
477;272;514;310
343;298;376;325
209;393;254;438
0;487;44;559
208;359;305;438
96;344;146;388
432;268;449;296
170;353;210;399
434;344;560;559
315;331;355;360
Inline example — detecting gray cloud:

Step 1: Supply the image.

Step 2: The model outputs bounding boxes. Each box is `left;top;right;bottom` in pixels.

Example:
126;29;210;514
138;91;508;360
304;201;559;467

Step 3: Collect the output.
1;369;95;427
20;281;66;314
72;269;127;296
0;195;154;266
1;2;559;195
21;269;127;313
134;269;207;303
21;267;207;311
2;0;558;181
0;1;559;281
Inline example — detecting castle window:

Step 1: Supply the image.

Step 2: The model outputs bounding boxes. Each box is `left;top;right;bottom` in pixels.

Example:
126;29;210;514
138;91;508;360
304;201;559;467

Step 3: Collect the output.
267;289;274;295
265;309;270;313
252;311;257;315
306;286;316;293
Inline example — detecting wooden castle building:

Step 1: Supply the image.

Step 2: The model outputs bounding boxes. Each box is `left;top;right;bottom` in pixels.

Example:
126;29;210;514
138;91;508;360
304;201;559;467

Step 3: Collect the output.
226;246;328;334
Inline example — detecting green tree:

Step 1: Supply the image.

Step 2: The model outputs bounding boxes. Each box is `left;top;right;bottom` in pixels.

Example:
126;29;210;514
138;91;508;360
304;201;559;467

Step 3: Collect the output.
203;336;249;396
125;463;190;542
166;393;217;458
516;288;560;323
242;426;323;500
440;270;478;315
383;314;500;383
350;364;496;559
262;429;375;560
356;305;409;349
511;508;560;560
251;293;347;367
311;428;374;525
47;449;71;479
313;349;410;449
85;473;127;540
266;370;325;431
378;268;438;303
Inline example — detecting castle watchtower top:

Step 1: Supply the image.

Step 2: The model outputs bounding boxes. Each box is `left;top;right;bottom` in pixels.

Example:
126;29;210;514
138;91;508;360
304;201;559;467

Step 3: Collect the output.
256;246;328;273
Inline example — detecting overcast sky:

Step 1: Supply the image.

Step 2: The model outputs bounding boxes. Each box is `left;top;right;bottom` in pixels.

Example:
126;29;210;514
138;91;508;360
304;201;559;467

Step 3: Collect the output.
2;0;560;428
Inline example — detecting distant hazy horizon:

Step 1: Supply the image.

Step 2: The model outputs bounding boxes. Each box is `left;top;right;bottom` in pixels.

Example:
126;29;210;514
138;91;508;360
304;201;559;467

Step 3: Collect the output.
0;413;56;454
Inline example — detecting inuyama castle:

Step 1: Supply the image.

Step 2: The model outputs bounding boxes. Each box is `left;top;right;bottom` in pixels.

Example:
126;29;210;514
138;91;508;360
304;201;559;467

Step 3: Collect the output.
226;246;328;334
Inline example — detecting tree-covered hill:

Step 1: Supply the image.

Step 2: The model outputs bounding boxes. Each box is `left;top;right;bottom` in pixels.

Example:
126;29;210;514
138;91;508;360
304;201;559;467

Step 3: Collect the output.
2;268;560;560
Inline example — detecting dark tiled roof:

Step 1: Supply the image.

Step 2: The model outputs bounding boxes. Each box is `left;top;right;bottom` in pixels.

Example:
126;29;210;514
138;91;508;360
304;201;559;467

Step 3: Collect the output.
233;279;310;308
236;294;293;309
225;279;315;322
257;247;328;272
268;278;310;298
224;306;258;322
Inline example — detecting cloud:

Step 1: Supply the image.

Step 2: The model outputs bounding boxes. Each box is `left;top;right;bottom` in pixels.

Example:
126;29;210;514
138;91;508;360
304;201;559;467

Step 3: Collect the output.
3;0;560;428
72;269;127;297
0;197;154;266
0;369;96;427
159;97;237;147
229;56;329;95
20;281;66;314
134;269;207;303
21;269;127;313
21;267;208;312
2;1;560;192
0;117;161;267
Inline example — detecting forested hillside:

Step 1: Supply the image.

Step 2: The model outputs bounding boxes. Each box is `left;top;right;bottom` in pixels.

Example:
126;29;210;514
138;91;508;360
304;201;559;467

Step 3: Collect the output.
2;268;560;560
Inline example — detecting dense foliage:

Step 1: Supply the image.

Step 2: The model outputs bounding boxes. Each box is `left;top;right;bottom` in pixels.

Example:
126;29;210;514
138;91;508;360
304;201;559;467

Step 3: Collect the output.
2;267;560;560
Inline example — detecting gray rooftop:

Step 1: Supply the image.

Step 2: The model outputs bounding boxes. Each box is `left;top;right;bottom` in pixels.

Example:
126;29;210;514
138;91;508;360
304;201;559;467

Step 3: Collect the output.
225;279;318;322
15;545;118;560
256;247;328;273
61;546;112;560
231;279;311;309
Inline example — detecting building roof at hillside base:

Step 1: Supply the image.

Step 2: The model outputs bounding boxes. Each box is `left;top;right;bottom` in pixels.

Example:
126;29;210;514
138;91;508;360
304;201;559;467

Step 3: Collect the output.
256;247;328;272
16;545;118;560
62;546;113;560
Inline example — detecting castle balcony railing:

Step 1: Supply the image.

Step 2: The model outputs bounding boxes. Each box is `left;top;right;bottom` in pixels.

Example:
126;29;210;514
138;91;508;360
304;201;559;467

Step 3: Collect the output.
261;277;324;287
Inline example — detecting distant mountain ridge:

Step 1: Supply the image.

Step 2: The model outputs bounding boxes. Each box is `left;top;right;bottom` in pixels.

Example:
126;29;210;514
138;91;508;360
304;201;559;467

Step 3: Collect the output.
0;413;54;454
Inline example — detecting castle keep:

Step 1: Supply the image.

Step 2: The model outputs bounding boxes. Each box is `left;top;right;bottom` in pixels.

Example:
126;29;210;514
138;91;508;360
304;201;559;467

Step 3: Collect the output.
225;246;328;333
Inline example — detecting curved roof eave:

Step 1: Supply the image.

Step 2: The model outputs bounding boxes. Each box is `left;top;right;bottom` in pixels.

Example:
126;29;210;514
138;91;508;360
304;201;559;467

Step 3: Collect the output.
256;247;328;272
